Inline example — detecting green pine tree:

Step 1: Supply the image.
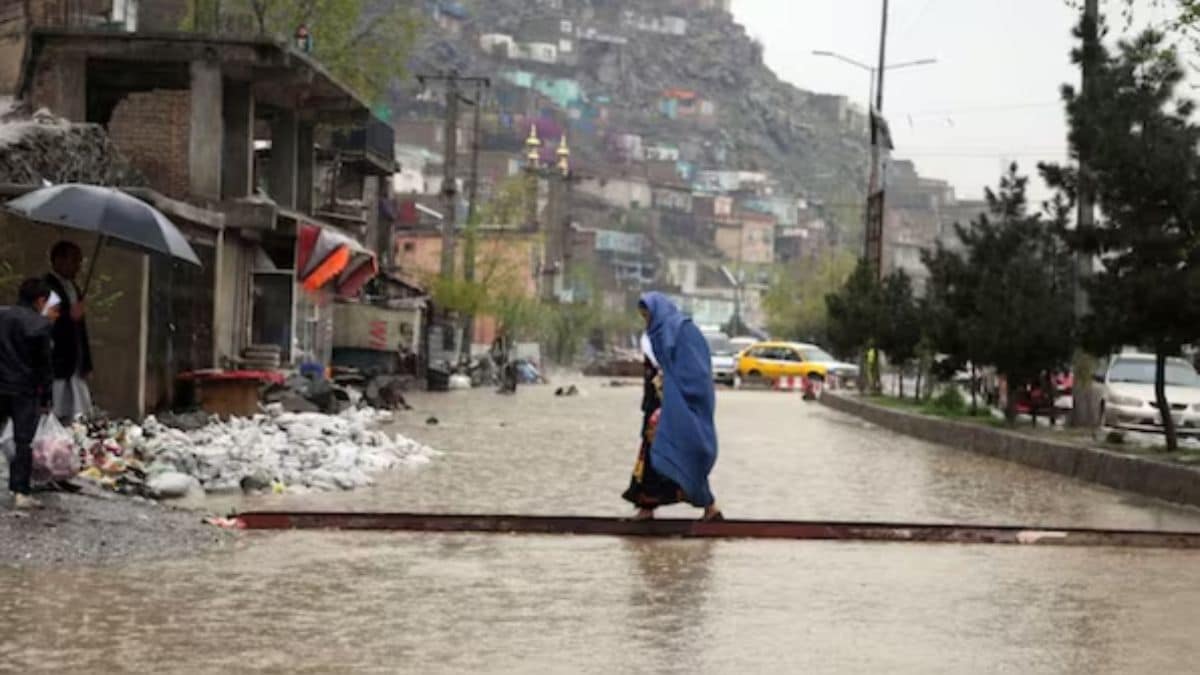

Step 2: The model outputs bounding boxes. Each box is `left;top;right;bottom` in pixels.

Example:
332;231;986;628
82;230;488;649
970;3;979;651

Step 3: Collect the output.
1042;24;1200;450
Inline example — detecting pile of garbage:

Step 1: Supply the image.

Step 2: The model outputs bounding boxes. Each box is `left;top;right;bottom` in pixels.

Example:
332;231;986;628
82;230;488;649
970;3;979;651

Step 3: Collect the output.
262;372;414;414
72;406;435;499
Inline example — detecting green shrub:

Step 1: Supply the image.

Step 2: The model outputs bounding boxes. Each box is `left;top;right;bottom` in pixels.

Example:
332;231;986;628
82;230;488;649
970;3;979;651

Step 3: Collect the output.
926;386;967;416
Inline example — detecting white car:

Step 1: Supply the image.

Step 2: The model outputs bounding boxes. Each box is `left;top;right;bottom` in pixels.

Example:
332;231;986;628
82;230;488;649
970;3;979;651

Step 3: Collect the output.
1098;353;1200;435
729;336;758;354
703;332;737;386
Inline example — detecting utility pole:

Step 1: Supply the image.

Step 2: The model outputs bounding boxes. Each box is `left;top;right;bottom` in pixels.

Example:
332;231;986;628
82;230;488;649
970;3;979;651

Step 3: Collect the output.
462;78;489;353
440;77;459;279
1076;0;1097;319
416;71;489;280
1072;0;1100;427
865;0;890;280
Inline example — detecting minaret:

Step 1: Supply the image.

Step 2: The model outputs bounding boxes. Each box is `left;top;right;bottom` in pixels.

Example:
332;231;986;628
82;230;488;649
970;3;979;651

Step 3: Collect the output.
556;133;571;176
522;124;541;233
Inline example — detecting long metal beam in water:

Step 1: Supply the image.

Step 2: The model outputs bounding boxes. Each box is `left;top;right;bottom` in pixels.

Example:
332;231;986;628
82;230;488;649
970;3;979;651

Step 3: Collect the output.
233;512;1200;549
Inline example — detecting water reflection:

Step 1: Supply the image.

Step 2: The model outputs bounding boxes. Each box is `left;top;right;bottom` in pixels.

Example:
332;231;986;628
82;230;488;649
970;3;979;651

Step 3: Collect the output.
623;539;716;666
8;387;1200;671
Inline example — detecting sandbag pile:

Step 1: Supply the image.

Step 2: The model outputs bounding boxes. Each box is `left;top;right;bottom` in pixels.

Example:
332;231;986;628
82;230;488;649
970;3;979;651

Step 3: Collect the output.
76;406;435;497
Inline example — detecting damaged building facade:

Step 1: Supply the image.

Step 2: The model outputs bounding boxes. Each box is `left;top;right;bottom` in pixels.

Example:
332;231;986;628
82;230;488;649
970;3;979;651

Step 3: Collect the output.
0;2;394;418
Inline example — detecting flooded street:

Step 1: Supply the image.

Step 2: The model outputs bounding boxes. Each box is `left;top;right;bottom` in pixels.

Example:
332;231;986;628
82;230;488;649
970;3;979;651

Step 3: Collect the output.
6;384;1200;673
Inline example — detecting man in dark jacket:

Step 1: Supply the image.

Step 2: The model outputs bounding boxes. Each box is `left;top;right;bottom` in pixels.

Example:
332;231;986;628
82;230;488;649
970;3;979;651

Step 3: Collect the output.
45;241;93;421
0;278;56;509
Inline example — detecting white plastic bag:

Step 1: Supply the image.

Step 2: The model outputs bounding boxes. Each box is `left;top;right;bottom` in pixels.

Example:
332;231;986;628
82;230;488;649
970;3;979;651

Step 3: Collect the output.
31;414;79;482
0;420;12;462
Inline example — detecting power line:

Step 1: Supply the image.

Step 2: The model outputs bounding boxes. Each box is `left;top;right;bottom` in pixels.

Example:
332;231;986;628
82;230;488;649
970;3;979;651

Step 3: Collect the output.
891;101;1062;117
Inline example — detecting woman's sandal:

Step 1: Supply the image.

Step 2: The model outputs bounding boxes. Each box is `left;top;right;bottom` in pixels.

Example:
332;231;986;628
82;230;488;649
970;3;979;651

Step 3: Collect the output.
701;511;725;522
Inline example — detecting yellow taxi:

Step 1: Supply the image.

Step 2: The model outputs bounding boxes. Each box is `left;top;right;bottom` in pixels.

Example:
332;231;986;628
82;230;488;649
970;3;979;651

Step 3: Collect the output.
735;341;860;383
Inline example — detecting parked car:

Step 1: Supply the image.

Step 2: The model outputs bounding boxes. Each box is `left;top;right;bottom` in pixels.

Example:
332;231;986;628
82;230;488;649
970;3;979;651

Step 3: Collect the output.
1097;353;1200;435
703;331;737;386
729;336;758;355
736;341;860;383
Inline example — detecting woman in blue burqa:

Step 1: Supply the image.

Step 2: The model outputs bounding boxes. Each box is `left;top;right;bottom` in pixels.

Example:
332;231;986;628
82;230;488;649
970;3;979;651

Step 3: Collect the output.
622;292;723;521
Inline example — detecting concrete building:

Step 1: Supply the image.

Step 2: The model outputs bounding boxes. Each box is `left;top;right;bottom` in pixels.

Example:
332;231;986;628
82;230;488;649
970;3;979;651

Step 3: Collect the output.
715;210;775;266
1;19;390;416
577;173;652;210
393;228;541;348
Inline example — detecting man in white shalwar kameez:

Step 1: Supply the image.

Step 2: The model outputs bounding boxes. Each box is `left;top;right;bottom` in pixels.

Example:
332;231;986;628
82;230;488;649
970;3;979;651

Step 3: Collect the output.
45;241;94;422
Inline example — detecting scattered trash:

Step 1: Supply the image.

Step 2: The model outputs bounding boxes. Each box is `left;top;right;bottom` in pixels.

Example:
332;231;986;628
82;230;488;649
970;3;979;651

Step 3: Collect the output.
516;360;545;384
32;414;79;482
426;417;440;426
364;375;413;411
262;374;359;415
204;516;246;530
448;374;472;390
555;385;580;397
148;471;202;499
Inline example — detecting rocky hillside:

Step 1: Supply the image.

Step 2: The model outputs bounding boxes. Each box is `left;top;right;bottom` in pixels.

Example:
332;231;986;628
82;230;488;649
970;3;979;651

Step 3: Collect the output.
401;0;868;211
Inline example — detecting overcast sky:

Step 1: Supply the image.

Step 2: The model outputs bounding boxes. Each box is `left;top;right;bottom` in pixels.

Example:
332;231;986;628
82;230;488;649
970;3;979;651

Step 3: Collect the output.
730;0;1186;202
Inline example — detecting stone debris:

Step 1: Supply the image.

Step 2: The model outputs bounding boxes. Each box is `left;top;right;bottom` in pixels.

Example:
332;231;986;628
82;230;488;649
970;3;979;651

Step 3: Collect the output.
0;98;146;186
73;406;435;498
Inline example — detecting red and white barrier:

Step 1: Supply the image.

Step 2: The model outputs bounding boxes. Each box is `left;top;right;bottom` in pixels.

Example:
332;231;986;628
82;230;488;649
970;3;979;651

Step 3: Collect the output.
774;375;804;391
773;375;824;399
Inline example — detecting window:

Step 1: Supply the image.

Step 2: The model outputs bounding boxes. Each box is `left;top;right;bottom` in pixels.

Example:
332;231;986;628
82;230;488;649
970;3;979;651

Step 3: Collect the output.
799;348;835;363
1109;358;1200;387
704;333;733;356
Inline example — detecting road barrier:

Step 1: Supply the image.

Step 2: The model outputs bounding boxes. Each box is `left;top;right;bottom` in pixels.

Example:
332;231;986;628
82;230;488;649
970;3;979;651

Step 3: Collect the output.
232;511;1200;549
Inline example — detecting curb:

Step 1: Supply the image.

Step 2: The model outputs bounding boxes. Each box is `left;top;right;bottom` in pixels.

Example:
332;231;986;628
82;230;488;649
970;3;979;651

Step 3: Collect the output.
821;392;1200;509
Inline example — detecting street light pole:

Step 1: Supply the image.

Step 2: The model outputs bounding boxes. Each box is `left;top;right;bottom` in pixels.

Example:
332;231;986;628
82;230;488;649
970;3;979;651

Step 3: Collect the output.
812;39;935;278
875;0;889;114
865;0;891;280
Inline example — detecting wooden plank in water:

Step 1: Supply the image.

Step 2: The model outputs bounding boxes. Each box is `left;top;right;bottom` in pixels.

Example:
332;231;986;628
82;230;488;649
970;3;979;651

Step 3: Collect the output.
233;512;1200;549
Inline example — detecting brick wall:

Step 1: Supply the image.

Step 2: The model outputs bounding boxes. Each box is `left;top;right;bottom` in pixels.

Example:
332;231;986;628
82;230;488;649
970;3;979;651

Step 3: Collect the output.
107;89;191;199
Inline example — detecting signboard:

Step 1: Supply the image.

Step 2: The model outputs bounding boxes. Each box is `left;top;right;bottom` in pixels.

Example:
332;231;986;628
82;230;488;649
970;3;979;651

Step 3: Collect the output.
865;191;884;280
333;303;421;352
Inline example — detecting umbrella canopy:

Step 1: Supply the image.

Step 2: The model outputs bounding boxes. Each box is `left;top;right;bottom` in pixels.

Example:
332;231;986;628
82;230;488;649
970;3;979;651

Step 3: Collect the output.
5;184;201;266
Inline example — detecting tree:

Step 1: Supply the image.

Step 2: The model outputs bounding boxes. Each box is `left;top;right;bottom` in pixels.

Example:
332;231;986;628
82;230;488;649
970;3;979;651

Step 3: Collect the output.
967;169;1075;423
763;249;857;343
1042;25;1200;449
209;0;419;104
877;270;921;399
826;259;882;389
923;165;1076;422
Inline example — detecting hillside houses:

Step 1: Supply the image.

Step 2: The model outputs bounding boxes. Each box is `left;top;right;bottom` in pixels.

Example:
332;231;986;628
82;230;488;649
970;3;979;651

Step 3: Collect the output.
379;0;977;344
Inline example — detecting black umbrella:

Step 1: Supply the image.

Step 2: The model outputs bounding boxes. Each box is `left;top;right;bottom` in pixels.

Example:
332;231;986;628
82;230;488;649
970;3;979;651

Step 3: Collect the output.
4;183;202;294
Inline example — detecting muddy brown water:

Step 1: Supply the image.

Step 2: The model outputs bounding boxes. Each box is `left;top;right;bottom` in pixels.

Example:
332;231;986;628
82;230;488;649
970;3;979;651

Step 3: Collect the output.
4;385;1200;673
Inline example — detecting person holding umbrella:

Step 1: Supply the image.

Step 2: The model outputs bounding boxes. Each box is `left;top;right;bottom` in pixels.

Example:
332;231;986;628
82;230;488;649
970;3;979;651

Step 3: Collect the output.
44;241;93;422
0;278;58;509
6;184;203;417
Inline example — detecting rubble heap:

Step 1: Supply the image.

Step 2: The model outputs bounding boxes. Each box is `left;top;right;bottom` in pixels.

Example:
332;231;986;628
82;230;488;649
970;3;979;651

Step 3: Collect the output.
0;98;145;186
76;406;436;498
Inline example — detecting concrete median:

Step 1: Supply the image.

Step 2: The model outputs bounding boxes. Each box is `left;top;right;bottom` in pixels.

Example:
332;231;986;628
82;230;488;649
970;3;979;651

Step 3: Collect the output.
822;392;1200;509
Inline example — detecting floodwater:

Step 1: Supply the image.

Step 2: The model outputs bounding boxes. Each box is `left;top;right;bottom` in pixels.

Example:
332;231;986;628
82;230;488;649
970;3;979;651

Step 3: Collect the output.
5;384;1200;673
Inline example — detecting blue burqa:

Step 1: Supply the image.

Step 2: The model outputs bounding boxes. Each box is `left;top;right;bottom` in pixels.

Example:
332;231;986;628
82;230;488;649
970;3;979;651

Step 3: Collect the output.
640;292;718;507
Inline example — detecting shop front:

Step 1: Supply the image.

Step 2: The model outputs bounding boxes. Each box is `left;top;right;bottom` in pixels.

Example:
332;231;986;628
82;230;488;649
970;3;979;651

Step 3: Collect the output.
251;215;377;371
